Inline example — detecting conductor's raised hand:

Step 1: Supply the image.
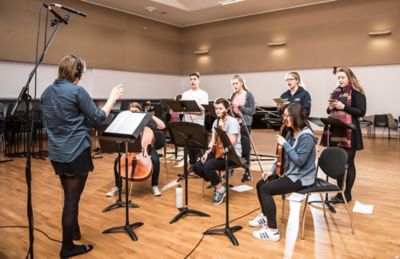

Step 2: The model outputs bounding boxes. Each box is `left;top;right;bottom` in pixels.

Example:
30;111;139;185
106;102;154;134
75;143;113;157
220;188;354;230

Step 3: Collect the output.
109;84;124;103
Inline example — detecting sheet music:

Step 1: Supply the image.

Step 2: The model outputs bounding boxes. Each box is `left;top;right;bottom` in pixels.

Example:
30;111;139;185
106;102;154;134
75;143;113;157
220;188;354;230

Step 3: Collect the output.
104;111;146;135
352;200;374;214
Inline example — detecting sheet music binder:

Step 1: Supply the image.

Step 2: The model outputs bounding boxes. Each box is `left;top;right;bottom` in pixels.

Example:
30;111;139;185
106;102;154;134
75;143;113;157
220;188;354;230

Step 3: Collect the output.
164;100;202;113
103;111;152;140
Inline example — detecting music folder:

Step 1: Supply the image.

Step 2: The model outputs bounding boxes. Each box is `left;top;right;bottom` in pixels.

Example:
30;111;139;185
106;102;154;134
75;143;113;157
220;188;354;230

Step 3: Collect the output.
102;111;152;140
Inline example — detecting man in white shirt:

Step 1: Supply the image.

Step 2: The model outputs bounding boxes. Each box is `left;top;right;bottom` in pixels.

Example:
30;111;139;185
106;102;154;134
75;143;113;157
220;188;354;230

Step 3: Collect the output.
181;72;209;167
181;72;208;125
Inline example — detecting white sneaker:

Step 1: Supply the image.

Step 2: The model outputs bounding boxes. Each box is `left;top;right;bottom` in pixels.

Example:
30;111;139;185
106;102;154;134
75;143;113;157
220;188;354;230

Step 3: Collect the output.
106;186;119;197
249;213;268;227
252;227;280;241
152;186;162;196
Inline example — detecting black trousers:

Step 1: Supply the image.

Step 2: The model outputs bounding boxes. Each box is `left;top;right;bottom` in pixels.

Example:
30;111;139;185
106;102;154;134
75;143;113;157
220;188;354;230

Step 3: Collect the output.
256;176;303;229
193;153;236;187
240;125;251;170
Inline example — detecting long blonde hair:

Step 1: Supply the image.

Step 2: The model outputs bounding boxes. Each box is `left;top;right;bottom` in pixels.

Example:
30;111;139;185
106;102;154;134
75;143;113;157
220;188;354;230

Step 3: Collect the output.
337;67;365;95
231;74;247;91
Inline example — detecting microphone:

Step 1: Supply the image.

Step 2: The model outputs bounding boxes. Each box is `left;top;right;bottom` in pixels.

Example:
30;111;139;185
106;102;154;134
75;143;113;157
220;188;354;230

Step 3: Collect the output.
42;3;68;24
51;3;87;17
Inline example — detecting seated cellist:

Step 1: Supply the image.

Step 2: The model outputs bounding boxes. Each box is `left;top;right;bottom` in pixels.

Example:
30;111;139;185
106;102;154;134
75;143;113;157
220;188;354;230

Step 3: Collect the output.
193;98;242;205
106;102;165;197
249;103;317;242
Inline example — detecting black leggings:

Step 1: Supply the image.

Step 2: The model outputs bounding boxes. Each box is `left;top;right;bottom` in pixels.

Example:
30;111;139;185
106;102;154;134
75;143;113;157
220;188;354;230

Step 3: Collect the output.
256;176;303;229
240;125;251;169
59;174;88;250
337;148;357;201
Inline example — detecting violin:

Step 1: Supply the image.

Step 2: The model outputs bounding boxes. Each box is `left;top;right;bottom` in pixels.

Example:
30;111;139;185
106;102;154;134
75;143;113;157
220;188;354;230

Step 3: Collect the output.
120;126;154;181
213;111;226;159
275;119;287;177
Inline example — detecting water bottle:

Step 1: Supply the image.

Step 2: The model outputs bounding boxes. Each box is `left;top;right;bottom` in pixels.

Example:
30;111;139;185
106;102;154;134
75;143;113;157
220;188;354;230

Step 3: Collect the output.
176;183;183;208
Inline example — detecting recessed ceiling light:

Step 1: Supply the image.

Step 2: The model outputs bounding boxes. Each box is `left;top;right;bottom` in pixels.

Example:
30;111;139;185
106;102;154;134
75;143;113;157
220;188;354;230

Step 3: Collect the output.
218;0;245;6
145;6;157;12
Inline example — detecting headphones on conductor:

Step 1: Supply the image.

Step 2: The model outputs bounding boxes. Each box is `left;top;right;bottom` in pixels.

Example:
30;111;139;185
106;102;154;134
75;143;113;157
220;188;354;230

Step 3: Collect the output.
71;54;83;79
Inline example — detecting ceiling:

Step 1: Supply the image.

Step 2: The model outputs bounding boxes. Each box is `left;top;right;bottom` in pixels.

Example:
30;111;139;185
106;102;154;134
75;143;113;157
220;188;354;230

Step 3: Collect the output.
80;0;337;27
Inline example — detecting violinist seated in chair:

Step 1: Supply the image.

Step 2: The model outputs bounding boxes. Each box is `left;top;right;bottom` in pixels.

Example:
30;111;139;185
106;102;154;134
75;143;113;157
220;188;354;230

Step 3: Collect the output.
249;103;317;242
192;98;242;205
106;102;166;197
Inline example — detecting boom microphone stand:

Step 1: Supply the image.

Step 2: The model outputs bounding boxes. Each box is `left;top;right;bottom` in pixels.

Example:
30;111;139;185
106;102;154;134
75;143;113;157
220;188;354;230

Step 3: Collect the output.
9;4;81;258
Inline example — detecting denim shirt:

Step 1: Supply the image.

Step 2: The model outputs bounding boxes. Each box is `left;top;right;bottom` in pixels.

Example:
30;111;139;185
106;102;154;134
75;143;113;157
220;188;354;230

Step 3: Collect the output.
41;79;106;163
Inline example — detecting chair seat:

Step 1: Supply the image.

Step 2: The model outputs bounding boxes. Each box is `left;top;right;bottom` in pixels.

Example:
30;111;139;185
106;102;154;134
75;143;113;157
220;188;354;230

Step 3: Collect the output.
297;178;340;194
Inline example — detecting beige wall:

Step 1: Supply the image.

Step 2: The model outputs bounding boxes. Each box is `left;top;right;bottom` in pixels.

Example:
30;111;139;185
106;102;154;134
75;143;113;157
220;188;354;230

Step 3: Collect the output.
182;0;400;74
0;0;182;74
0;0;399;75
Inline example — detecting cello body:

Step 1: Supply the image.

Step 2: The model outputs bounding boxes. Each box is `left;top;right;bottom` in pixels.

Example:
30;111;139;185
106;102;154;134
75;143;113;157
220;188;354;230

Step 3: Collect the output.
120;126;154;181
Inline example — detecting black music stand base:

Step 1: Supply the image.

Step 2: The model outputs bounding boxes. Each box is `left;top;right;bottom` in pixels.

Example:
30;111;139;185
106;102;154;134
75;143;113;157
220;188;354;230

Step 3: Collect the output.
103;222;144;241
308;196;336;213
203;225;243;246
169;207;210;224
103;200;139;213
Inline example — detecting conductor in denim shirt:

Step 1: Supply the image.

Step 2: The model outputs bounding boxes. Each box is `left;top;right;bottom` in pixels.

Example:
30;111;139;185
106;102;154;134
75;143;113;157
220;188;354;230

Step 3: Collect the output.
41;55;123;258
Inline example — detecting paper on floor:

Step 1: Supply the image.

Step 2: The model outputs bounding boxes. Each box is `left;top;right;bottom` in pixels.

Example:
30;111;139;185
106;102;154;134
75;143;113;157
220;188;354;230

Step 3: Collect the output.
230;184;253;192
352;200;374;214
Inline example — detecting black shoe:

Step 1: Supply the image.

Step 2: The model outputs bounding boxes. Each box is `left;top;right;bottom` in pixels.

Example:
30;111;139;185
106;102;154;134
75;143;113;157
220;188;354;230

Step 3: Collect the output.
241;171;251;183
329;195;351;204
329;196;344;204
60;244;93;259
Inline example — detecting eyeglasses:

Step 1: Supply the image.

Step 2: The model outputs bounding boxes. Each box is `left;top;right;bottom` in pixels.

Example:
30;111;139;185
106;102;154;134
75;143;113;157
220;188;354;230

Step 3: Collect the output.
285;78;296;82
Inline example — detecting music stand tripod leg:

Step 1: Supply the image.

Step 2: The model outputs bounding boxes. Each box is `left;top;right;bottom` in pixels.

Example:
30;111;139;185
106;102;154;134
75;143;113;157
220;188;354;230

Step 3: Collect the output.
170;143;210;224
103;144;139;212
103;141;143;240
203;152;242;246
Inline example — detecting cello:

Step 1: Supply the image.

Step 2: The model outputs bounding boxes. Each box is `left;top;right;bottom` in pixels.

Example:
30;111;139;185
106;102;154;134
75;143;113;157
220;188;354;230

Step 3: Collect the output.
120;126;154;181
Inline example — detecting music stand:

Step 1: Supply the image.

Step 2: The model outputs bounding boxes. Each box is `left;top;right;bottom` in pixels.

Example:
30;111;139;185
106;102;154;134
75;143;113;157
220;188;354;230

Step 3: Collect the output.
203;127;245;245
167;121;210;224
313;117;355;213
101;111;151;241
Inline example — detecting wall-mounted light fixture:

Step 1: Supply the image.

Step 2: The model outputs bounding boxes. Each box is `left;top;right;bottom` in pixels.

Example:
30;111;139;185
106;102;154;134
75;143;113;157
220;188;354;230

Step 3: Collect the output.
193;49;209;55
368;30;391;36
268;41;286;47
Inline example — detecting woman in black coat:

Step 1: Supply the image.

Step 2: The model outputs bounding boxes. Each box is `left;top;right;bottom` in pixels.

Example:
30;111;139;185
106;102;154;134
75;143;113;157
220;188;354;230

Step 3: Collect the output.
321;67;366;203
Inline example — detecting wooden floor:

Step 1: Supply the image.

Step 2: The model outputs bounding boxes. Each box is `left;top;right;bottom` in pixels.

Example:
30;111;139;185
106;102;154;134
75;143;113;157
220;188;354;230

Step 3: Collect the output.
0;130;399;258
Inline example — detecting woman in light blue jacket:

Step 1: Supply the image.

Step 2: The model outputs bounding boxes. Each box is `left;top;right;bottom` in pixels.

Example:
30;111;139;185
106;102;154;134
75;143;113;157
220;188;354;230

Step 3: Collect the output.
249;103;317;242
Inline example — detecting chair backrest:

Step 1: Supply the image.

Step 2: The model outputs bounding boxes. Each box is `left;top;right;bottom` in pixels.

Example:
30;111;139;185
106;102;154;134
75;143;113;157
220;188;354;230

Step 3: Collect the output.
318;147;348;180
374;114;388;127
